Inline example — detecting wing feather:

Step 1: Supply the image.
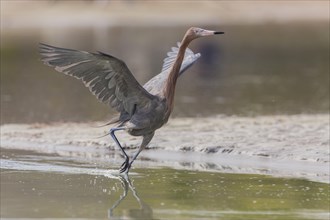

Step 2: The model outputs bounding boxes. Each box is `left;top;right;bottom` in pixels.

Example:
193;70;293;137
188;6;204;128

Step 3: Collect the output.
161;42;200;73
143;42;201;96
40;43;155;116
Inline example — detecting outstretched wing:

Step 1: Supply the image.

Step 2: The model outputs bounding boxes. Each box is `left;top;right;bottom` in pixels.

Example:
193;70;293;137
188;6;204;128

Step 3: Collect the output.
161;42;201;74
40;43;155;117
143;42;201;96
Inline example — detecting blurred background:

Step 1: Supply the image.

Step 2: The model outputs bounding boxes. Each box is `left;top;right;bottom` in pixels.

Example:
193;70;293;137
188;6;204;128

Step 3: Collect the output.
1;0;329;124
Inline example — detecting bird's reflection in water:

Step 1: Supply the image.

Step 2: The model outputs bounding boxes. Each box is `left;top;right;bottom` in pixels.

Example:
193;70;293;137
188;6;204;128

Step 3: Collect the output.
108;174;153;219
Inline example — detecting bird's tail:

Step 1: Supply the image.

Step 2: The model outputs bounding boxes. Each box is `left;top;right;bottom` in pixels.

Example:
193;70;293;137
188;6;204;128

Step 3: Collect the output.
91;117;119;139
91;115;121;128
93;132;111;139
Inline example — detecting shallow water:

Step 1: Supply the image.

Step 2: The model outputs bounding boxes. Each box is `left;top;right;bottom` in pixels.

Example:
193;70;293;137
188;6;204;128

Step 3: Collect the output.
1;148;329;219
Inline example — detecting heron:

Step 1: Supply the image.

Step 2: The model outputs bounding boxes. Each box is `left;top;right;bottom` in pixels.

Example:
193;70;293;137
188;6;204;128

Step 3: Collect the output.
40;27;224;173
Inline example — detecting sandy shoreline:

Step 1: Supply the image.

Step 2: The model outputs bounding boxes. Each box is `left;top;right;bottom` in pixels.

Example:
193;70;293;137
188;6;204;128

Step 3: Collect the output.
1;114;329;182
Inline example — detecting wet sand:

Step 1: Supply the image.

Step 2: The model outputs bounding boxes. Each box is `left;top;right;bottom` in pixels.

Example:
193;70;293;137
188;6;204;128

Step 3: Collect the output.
1;114;329;182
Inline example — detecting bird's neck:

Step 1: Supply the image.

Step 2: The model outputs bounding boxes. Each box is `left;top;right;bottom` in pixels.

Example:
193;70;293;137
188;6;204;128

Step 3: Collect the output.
163;36;192;113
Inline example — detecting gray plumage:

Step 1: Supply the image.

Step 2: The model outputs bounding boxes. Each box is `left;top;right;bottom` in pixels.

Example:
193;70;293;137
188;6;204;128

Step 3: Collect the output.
39;27;223;173
144;42;200;96
40;42;199;130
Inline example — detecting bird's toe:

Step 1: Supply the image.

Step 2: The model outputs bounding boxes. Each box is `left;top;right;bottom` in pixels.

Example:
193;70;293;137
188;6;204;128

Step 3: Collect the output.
119;164;129;173
119;157;129;173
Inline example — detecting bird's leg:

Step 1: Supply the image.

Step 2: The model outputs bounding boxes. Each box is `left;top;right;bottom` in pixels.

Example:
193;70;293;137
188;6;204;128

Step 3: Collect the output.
123;132;155;173
109;127;129;173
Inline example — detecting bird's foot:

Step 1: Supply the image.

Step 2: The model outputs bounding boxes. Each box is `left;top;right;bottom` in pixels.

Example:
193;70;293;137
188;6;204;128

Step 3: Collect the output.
119;157;130;173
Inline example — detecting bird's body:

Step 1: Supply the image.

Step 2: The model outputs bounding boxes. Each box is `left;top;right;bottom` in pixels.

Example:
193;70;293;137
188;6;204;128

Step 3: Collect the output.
40;27;223;173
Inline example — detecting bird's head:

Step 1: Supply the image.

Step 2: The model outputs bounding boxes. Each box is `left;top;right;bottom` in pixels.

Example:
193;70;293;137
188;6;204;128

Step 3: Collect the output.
185;27;224;40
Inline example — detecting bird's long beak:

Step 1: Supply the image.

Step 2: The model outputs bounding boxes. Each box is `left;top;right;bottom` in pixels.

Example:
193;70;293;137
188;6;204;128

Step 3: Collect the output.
201;29;225;36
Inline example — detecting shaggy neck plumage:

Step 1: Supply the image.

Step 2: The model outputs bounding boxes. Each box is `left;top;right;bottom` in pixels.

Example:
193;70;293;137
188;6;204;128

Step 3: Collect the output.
163;34;193;113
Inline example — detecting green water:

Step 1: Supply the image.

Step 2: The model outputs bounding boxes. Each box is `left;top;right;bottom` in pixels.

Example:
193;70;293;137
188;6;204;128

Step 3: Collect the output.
1;149;329;219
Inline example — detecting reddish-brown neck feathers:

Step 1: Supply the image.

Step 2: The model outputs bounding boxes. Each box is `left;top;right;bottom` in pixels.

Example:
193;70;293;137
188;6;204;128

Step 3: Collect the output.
163;33;193;114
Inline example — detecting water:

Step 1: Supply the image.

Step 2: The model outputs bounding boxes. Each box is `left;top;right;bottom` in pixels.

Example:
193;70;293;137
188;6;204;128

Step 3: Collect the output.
1;17;329;220
1;148;329;219
1;22;329;124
